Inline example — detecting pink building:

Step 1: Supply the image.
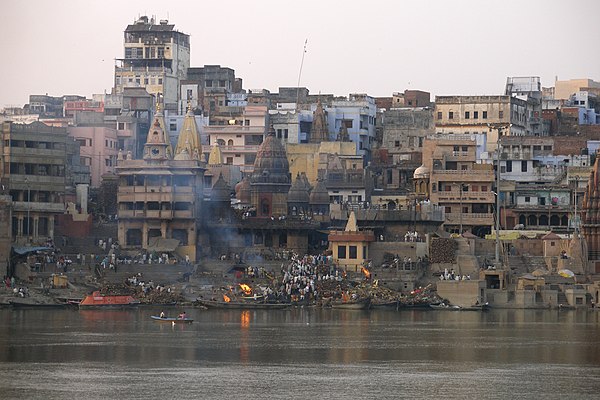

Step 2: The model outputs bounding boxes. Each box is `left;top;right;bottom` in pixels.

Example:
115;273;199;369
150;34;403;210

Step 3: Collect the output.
68;126;119;187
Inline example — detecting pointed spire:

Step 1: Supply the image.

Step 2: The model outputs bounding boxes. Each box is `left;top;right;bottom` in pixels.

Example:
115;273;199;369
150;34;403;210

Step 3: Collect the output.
152;97;173;158
208;144;223;166
310;98;329;143
345;211;359;232
175;103;202;160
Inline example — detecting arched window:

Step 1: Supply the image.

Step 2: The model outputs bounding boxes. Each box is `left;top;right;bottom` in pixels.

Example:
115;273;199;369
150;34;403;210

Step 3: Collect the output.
527;215;538;226
217;139;225;146
227;139;234;146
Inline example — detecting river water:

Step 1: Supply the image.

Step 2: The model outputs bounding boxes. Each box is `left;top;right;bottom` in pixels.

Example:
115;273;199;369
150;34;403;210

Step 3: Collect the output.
1;307;599;399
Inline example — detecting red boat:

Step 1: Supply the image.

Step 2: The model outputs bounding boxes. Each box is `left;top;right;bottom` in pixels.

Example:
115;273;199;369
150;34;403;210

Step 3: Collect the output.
79;291;140;309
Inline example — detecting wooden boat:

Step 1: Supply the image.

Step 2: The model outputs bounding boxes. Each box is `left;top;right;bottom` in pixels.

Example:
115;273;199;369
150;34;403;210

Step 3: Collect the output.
79;291;140;309
330;298;371;310
151;316;193;323
430;302;489;311
196;299;290;310
430;303;461;310
9;299;69;309
370;300;400;310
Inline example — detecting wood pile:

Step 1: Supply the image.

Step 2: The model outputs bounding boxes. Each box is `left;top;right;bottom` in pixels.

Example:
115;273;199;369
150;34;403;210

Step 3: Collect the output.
430;238;457;264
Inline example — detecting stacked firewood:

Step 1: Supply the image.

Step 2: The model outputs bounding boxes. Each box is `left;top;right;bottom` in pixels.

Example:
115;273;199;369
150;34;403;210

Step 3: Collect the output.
429;238;457;264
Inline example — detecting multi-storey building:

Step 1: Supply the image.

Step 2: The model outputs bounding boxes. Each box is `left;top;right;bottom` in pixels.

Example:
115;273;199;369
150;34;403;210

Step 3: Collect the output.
116;105;205;261
554;78;600;100
326;94;376;159
421;134;495;236
434;95;536;154
1;121;90;242
68;126;119;188
205;105;268;173
114;16;190;110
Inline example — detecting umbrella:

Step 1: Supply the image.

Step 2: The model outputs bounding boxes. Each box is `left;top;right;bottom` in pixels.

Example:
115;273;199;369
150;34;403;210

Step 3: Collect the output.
558;269;575;278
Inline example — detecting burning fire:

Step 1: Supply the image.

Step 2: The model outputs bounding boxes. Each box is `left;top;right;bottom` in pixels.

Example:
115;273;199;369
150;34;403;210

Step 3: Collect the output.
239;283;252;295
361;267;371;280
223;294;231;303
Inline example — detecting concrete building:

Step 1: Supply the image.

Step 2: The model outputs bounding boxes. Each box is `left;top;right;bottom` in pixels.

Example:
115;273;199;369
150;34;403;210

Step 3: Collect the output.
114;16;190;110
205;105;268;173
434;95;537;153
68;126;119;188
420;134;495;236
554;78;600;100
1;122;89;242
116;104;205;261
326;94;377;159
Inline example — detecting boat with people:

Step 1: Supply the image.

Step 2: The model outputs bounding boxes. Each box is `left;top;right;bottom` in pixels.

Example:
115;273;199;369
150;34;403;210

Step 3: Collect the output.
79;291;140;309
151;315;193;323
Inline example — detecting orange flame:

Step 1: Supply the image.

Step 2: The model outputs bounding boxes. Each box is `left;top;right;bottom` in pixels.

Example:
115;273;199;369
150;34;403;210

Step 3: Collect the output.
239;284;252;294
223;294;231;303
361;267;371;279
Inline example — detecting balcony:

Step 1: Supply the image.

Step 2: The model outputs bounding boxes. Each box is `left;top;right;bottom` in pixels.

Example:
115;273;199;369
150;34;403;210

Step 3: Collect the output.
205;126;266;134
220;145;260;153
432;169;494;182
445;213;494;225
13;201;65;213
435;190;495;203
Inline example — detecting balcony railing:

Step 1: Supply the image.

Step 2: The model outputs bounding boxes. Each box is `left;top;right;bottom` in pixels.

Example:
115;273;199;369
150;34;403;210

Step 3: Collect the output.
445;213;494;224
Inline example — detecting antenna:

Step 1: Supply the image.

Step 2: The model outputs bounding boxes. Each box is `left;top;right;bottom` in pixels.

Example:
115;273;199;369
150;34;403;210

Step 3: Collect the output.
296;39;308;111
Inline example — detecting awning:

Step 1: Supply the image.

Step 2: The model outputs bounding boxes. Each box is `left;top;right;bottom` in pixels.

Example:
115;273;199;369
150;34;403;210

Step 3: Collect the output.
12;246;53;255
146;237;180;252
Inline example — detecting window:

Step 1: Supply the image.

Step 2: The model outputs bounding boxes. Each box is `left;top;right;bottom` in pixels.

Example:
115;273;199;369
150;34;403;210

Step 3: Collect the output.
395;140;400;147
499;110;504;119
169;123;177;131
277;129;282;139
187;89;193;100
482;111;488;119
481;186;488;192
158;78;163;84
338;246;347;259
449;111;454;119
461;165;468;170
522;161;528;172
284;129;288;139
533;145;541;151
525;196;530;202
226;157;233;165
219;80;226;87
117;122;125;130
474;111;479;119
418;137;423;147
472;185;479;192
543;145;552;151
437;111;442;119
245;119;250;126
445;206;452;214
105;139;109;147
462;146;468;152
465;111;470;119
506;161;512;172
349;246;357;259
205;80;213;87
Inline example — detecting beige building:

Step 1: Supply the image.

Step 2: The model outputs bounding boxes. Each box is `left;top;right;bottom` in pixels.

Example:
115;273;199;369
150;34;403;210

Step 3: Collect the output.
114;16;190;109
554;78;600;100
328;212;375;272
435;95;538;152
116;105;205;261
287;141;357;185
420;134;495;236
205;105;268;174
68;126;119;188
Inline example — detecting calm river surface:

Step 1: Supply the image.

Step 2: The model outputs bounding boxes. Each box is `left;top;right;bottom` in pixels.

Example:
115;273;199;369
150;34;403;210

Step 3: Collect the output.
1;308;599;399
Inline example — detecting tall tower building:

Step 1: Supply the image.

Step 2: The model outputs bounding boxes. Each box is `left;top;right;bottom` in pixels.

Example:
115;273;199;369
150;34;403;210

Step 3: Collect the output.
114;16;190;110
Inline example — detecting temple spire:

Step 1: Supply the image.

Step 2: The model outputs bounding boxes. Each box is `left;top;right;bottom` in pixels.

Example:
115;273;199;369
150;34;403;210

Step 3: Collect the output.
175;101;202;160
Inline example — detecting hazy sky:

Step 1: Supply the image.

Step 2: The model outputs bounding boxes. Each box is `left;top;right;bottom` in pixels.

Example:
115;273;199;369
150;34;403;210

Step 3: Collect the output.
2;0;599;108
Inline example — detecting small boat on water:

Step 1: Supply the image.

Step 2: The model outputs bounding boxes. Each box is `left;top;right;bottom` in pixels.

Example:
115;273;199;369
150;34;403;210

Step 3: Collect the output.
430;302;489;311
9;299;69;309
79;291;140;309
197;299;290;310
330;298;371;310
151;316;193;323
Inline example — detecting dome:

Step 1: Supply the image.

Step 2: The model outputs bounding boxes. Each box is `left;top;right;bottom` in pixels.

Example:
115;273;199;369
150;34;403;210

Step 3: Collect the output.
287;174;310;204
413;165;430;179
251;133;290;184
309;179;329;205
235;176;251;204
210;174;231;202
